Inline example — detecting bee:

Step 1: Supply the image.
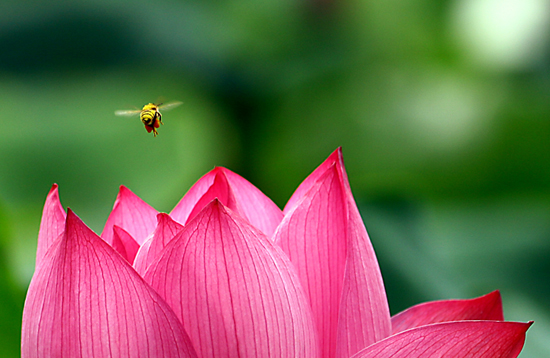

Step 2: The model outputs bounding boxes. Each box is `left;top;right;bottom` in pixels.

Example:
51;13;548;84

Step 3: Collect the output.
115;101;182;136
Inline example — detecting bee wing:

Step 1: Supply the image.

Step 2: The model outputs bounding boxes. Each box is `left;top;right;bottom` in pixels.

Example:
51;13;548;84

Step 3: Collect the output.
158;101;183;112
115;109;141;116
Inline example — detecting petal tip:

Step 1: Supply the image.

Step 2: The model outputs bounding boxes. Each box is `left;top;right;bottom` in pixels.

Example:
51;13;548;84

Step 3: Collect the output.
112;224;124;233
157;212;171;220
64;208;80;235
46;184;62;202
205;198;227;216
330;147;344;161
65;208;81;227
486;289;502;301
118;185;131;195
210;197;222;207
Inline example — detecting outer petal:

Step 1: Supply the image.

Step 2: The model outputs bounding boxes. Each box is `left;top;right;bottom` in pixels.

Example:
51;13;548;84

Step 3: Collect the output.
111;226;140;264
221;168;283;237
144;200;319;358
169;169;217;225
391;290;504;335
350;321;532;358
274;155;391;358
36;184;66;267
170;167;283;237
133;213;184;276
181;168;241;224
101;186;158;246
335;199;392;358
22;209;197;358
283;148;344;214
275;165;348;357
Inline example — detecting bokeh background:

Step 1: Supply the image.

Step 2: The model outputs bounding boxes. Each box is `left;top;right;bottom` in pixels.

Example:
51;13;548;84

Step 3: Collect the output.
1;0;549;356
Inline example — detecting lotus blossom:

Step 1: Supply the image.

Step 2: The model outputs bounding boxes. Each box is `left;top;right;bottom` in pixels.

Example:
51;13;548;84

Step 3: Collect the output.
22;148;531;357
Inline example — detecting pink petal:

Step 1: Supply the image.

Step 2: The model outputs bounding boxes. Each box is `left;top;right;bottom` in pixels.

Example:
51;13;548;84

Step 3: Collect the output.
22;209;197;358
274;156;391;358
182;168;241;224
101;186;158;246
335;199;392;358
283;148;345;214
391;290;504;335
144;199;319;358
111;226;140;264
220;168;283;237
350;321;533;358
36;184;66;268
169;170;217;224
133;213;184;276
275;165;347;357
170;167;283;237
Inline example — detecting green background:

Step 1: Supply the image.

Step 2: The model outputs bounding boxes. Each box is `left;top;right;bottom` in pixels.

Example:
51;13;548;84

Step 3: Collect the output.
1;0;549;356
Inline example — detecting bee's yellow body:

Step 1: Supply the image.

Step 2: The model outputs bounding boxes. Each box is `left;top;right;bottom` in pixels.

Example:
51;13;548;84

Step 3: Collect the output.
115;101;182;136
140;103;163;136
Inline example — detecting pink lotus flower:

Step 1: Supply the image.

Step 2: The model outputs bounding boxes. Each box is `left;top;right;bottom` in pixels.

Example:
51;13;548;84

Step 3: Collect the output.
22;148;531;357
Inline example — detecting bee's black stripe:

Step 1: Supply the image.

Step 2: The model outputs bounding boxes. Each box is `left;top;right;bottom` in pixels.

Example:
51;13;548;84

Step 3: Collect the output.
140;109;157;126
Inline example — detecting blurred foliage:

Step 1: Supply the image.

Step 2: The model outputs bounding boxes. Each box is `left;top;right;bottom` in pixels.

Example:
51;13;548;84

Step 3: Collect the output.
0;204;24;358
0;0;549;356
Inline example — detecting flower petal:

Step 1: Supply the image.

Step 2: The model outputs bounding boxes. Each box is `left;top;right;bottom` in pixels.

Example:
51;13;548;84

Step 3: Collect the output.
101;186;158;246
111;226;140;264
36;184;66;267
181;168;240;224
275;165;347;357
22;209;198;358
170;167;283;237
220;168;283;237
144;199;318;358
169;170;217;225
274;153;391;358
133;213;184;276
283;148;343;214
336;199;392;358
350;321;532;358
391;290;504;335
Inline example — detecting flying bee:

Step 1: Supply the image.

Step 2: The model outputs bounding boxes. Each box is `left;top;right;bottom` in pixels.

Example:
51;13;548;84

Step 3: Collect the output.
115;101;182;136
